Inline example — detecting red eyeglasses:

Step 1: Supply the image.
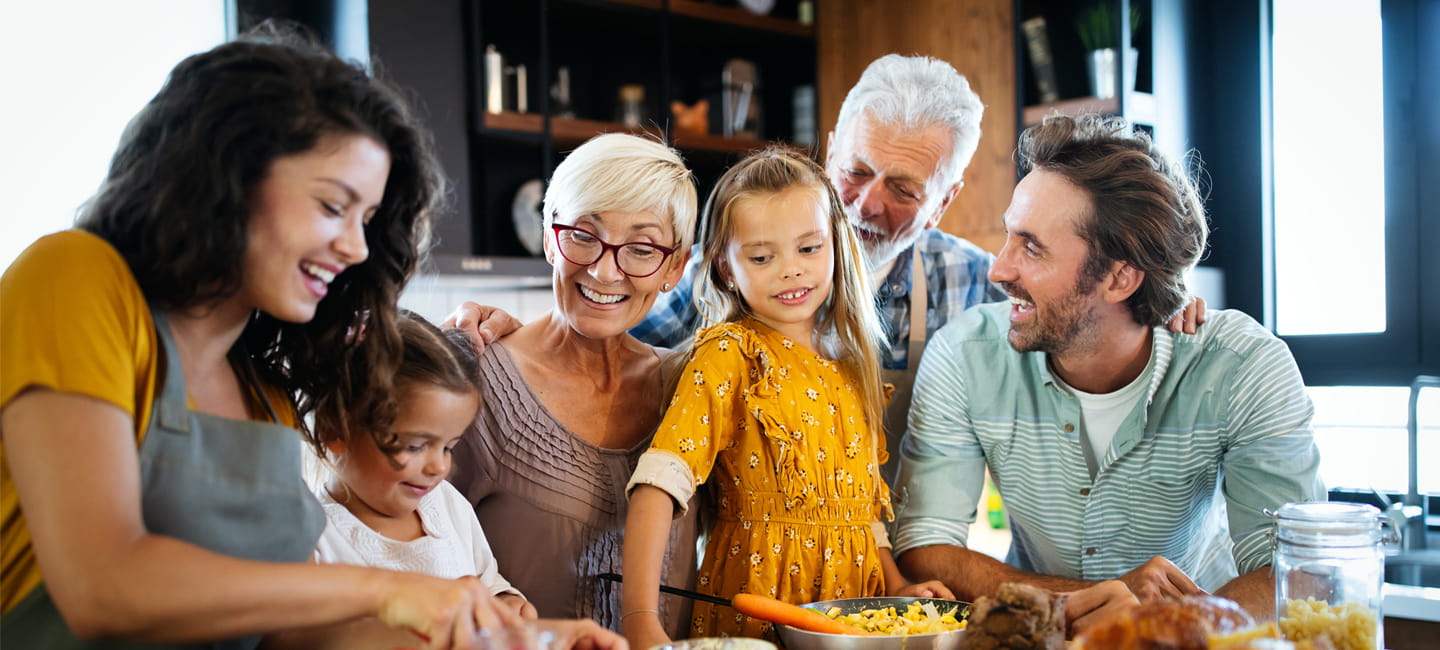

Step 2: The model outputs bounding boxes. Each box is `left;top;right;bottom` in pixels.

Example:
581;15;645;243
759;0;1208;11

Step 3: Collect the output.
551;224;677;278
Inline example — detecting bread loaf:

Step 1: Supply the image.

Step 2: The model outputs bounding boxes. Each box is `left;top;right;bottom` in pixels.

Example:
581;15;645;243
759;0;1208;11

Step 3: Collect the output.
1071;595;1254;650
957;583;1066;650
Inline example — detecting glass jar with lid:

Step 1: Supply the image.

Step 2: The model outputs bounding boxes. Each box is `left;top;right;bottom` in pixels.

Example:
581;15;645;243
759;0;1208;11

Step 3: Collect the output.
1272;501;1393;650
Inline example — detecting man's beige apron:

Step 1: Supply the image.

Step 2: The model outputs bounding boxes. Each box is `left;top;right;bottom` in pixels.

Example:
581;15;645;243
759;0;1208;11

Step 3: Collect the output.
880;247;926;485
1;308;325;650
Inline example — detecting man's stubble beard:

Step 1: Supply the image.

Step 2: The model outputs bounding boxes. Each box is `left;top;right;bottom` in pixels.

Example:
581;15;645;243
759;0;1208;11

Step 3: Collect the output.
1004;279;1104;357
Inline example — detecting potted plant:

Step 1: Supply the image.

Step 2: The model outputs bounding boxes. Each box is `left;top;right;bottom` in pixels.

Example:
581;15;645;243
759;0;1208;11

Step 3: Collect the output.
1076;2;1140;99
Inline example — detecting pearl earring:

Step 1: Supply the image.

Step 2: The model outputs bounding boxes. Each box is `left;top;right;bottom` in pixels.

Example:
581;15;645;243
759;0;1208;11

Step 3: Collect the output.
662;283;671;291
727;281;736;291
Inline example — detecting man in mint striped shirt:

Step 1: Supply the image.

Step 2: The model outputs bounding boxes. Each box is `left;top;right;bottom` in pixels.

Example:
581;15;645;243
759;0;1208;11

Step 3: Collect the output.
892;115;1322;627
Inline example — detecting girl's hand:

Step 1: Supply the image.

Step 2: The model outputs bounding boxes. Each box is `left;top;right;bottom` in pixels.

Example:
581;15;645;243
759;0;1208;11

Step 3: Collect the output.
376;574;522;649
892;580;956;600
538;619;630;650
620;610;669;650
497;593;538;620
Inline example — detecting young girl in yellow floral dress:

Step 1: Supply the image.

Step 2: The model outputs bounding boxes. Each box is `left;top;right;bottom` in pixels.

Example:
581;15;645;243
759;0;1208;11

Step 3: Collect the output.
620;148;949;647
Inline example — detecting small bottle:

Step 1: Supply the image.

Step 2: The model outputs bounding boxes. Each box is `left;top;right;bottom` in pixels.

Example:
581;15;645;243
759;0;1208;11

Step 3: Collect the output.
617;84;646;128
551;66;575;119
1272;502;1391;650
484;45;505;114
985;475;1006;529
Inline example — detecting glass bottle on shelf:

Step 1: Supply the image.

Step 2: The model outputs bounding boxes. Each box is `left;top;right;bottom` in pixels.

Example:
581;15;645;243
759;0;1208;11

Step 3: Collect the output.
617;84;646;128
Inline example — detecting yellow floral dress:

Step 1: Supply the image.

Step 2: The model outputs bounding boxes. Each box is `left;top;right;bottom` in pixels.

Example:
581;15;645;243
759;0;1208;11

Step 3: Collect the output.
629;319;892;639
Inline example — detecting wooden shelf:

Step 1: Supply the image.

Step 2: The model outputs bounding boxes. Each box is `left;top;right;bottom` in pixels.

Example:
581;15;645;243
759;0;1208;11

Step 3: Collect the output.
460;0;816;257
1021;92;1155;127
597;0;662;10
550;116;656;144
671;131;770;154
483;111;543;133
484;112;773;154
668;0;813;38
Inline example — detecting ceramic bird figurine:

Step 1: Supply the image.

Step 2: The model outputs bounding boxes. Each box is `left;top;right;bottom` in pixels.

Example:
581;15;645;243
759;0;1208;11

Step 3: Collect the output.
671;99;709;136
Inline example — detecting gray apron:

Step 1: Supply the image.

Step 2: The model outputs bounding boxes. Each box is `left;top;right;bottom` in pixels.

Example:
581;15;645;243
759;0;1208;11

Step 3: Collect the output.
1;308;326;649
879;247;927;485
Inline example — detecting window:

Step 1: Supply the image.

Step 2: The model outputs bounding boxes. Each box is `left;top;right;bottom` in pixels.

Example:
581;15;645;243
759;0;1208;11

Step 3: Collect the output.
0;1;229;272
1268;0;1439;501
1309;385;1439;495
1264;0;1437;386
1271;0;1386;336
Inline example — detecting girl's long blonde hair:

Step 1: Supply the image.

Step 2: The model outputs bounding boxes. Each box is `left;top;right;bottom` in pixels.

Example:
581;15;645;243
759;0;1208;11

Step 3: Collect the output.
691;147;888;436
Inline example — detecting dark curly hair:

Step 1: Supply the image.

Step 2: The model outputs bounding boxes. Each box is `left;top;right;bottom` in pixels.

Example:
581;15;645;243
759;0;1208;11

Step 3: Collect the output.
76;22;448;446
1017;115;1208;327
311;311;481;458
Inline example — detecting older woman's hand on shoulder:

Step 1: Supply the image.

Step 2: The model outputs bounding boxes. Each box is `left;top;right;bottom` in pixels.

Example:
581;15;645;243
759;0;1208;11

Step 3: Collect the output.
442;302;523;353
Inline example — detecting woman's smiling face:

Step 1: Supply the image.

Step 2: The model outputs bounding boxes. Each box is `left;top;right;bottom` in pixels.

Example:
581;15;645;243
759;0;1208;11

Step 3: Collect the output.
547;210;686;341
239;133;390;323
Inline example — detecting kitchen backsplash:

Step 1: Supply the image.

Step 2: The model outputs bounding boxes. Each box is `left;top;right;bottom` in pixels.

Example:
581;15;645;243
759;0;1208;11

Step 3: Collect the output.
399;273;556;327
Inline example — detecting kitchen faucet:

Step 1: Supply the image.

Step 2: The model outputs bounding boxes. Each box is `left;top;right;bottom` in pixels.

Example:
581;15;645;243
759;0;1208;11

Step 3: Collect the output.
1403;375;1438;551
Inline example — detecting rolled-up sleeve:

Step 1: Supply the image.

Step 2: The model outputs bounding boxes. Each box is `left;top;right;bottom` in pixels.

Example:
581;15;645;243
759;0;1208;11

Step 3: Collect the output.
628;449;697;517
891;329;988;556
1220;335;1324;574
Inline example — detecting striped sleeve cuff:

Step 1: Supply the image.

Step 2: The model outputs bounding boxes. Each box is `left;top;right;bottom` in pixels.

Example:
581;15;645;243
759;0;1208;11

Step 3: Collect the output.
627;449;696;518
1231;526;1273;575
893;517;971;557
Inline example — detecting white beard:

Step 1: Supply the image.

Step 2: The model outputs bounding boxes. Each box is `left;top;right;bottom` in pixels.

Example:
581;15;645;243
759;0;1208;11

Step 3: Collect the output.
863;237;906;275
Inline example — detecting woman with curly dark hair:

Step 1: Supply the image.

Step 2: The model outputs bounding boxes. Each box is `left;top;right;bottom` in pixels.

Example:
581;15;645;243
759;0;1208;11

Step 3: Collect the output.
0;25;529;650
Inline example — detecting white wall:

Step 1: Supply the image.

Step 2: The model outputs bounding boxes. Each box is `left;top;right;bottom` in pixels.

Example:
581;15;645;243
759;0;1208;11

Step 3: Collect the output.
0;1;228;272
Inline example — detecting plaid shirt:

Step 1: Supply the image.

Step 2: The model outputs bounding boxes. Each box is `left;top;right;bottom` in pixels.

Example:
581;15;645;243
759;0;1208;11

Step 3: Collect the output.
630;229;1005;369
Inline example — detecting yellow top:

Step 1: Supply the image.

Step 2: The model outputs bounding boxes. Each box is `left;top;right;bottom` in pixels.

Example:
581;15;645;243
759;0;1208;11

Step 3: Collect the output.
0;230;296;612
637;319;891;638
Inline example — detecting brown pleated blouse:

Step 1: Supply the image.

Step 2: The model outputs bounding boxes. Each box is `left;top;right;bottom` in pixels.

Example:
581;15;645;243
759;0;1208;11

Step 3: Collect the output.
450;342;699;637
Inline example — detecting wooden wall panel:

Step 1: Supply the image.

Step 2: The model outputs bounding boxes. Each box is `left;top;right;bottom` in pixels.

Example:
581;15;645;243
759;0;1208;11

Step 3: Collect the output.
817;0;1015;254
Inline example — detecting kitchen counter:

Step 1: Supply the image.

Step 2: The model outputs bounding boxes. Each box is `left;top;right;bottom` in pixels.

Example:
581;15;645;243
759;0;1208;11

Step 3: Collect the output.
1383;582;1440;622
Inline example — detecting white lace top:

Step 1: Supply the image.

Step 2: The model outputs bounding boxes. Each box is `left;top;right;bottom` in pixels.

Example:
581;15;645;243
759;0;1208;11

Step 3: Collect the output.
315;480;521;597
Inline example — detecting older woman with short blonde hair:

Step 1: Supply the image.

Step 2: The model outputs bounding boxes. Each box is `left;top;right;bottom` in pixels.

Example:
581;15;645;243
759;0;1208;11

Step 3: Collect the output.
449;134;700;636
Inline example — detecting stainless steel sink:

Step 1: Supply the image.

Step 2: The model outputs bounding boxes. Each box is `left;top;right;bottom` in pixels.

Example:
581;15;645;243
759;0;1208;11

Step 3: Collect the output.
1385;548;1440;588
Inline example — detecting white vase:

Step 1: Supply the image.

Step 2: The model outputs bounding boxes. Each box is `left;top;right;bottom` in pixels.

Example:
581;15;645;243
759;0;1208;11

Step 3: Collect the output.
1087;47;1138;99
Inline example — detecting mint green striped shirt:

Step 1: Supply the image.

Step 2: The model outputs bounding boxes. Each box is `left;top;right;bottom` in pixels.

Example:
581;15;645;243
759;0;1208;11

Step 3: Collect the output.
892;303;1323;591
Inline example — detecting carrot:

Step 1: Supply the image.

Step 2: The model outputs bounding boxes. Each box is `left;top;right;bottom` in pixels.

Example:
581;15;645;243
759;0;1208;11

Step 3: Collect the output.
730;593;871;636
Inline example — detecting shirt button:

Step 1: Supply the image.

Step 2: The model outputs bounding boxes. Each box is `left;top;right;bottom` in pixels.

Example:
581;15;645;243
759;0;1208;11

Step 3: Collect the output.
1085;547;1097;556
1079;488;1091;496
1064;423;1075;433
